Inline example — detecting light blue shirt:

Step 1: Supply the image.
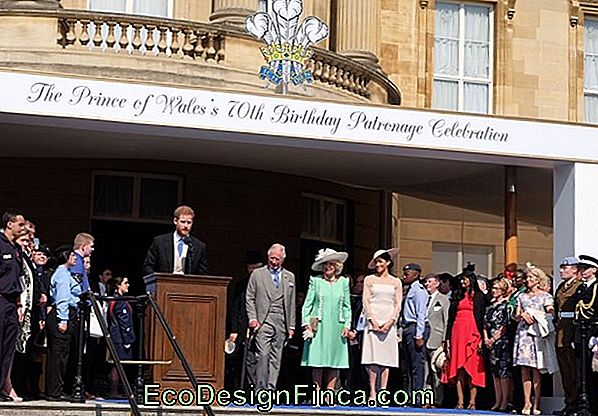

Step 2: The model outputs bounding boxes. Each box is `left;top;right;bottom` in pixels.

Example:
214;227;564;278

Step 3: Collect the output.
402;281;429;338
50;265;82;323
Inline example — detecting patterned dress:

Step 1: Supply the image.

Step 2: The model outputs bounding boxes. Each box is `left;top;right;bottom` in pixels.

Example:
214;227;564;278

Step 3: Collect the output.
513;292;554;368
484;300;511;378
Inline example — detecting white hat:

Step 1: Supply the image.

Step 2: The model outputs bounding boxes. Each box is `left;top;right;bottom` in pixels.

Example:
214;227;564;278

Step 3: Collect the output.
224;339;236;355
311;248;348;272
431;347;446;373
367;248;400;269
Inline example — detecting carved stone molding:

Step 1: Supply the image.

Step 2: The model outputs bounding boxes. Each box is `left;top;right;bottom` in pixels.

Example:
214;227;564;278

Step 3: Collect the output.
0;0;61;9
419;0;429;9
570;0;580;27
506;0;517;20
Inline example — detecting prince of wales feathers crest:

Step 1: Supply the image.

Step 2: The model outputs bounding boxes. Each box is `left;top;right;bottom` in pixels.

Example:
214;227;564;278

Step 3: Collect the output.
246;0;329;91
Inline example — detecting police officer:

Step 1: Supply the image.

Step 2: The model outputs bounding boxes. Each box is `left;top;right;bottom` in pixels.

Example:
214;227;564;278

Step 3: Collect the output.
0;211;26;402
553;257;582;416
574;254;598;415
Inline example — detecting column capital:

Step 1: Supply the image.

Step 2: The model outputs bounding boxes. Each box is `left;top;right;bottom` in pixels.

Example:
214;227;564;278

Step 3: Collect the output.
0;0;62;9
209;7;254;26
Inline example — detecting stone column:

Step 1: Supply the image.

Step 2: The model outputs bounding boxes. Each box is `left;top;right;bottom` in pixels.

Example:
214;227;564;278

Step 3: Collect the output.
336;0;380;67
210;0;256;26
0;0;61;9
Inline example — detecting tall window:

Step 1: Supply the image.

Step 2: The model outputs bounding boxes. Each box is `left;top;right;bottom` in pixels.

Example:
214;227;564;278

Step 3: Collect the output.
88;0;171;17
585;18;598;124
301;194;347;245
92;171;182;223
433;2;494;114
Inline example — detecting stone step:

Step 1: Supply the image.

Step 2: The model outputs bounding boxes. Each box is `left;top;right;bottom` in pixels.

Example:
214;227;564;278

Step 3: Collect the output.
0;401;474;416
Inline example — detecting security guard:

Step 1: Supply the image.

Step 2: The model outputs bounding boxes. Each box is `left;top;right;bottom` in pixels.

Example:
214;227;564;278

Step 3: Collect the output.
0;211;26;402
574;254;598;415
554;257;582;416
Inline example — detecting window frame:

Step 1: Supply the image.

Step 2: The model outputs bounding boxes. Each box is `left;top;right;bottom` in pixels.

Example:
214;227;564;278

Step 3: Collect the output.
584;15;598;124
301;193;347;245
91;170;183;224
433;0;495;114
87;0;174;18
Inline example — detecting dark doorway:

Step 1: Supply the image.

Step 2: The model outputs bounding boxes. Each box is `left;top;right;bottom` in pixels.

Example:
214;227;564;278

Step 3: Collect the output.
90;219;172;296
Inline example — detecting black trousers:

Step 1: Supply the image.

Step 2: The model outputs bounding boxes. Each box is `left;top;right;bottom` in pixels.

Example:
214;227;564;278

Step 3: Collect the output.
46;307;78;398
0;296;19;390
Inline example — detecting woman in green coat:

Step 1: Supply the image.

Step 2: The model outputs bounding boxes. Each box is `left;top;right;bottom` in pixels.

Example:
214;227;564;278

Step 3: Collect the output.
301;248;352;391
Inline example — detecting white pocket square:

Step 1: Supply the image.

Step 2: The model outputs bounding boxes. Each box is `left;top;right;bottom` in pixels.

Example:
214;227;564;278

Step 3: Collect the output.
289;282;295;287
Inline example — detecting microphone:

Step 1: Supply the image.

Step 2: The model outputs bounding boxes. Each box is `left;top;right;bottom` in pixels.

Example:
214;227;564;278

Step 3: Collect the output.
182;236;194;252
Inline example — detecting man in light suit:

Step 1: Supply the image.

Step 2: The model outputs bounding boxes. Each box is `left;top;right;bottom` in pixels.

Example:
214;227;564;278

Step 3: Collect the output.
246;243;295;390
424;273;449;407
143;205;208;276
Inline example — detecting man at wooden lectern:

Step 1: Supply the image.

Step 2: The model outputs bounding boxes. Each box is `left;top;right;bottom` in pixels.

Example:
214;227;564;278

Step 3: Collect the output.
143;205;208;276
246;243;295;390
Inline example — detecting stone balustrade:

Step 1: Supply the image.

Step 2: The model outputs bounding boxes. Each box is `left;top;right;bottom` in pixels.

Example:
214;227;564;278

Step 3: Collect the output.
0;8;400;104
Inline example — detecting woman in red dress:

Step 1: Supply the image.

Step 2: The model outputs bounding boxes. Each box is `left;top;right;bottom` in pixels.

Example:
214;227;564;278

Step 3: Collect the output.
443;265;490;409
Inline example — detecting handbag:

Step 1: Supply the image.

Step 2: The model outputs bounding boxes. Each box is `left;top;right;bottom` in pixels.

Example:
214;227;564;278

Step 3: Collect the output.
88;303;105;338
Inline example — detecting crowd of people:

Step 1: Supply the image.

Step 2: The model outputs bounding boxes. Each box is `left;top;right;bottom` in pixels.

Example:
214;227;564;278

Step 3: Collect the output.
0;210;135;402
1;204;597;416
227;246;598;415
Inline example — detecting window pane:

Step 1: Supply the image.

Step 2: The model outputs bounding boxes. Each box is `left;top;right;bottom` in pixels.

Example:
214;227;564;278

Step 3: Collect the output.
464;82;488;113
463;246;492;277
434;2;460;76
464;6;490;78
133;0;168;17
302;197;320;237
585;93;598;124
585;19;598;90
140;178;178;219
93;175;133;217
321;200;345;243
89;0;126;12
433;79;459;111
432;243;459;274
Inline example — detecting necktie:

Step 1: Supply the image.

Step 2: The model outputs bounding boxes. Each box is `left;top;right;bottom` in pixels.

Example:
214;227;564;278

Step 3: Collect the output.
177;239;184;257
273;271;280;288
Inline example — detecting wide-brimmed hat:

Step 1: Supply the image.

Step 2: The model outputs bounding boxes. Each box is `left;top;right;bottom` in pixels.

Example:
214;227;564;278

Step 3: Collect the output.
431;347;446;372
367;248;400;269
311;248;348;272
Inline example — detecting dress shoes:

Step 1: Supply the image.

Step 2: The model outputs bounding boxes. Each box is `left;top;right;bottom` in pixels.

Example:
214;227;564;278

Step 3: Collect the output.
46;394;72;402
0;392;13;402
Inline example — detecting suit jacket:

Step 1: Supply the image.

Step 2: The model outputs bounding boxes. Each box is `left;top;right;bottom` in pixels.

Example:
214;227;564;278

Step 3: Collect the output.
245;265;295;332
229;277;249;337
554;277;582;347
427;291;450;350
142;233;208;276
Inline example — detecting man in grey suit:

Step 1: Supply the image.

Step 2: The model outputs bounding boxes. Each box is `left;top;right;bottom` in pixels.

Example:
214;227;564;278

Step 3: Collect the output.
424;273;450;407
246;243;296;390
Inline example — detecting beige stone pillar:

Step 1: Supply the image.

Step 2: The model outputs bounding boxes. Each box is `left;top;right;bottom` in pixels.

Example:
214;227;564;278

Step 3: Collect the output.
210;0;256;26
0;0;61;8
336;0;380;67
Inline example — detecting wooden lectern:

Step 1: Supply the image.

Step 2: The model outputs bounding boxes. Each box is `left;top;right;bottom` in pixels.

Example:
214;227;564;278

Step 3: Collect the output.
144;273;231;391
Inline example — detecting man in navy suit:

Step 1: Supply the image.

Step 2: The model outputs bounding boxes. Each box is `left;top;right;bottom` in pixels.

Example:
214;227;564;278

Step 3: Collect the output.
143;205;208;276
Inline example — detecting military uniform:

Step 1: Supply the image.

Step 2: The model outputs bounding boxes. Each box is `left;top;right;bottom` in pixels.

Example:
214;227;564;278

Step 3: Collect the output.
554;275;582;412
574;255;598;415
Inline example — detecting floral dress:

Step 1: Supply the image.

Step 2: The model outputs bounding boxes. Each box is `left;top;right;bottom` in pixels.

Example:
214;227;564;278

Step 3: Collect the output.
513;292;554;368
484;300;511;378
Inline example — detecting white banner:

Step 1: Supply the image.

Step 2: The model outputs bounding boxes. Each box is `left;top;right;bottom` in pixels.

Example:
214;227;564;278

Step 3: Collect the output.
0;70;597;163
